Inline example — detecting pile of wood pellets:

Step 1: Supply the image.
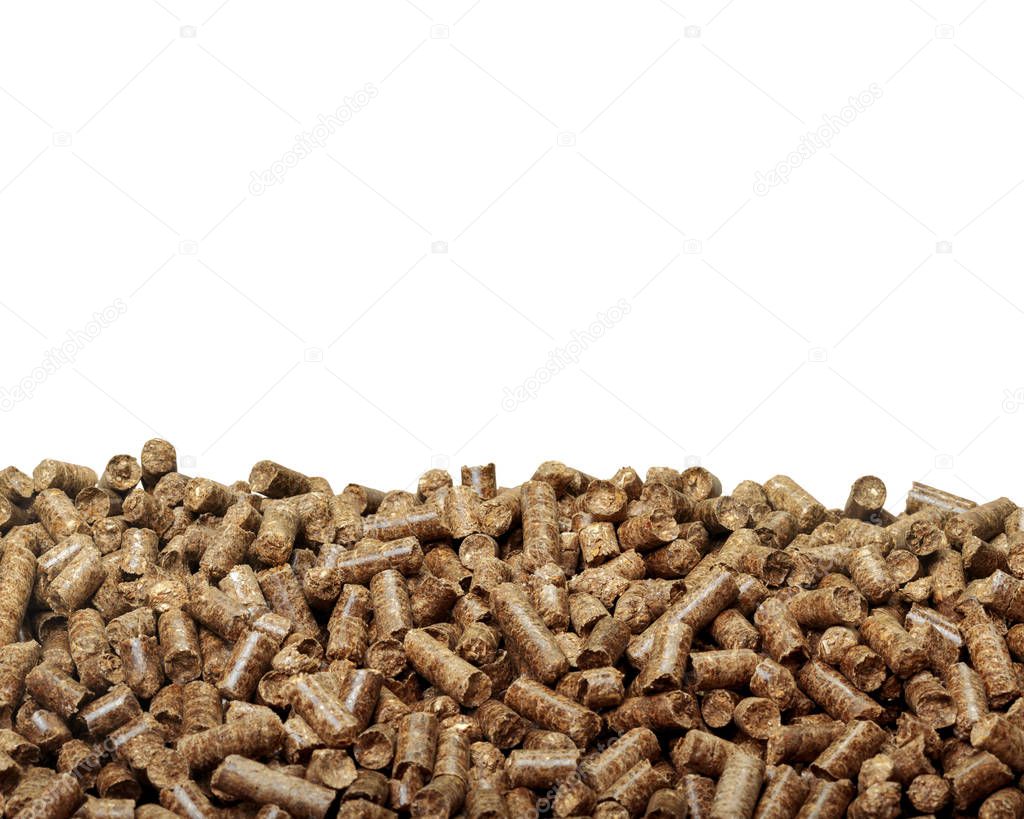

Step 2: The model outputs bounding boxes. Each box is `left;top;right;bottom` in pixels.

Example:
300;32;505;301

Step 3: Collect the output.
2;447;1024;818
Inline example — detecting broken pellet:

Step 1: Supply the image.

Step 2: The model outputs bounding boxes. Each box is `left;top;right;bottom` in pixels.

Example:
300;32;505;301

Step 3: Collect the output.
749;657;798;710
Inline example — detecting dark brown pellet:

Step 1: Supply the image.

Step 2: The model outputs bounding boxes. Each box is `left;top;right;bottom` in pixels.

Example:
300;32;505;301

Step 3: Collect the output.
10;453;1024;816
490;582;568;684
212;754;333;819
504;677;601;748
177;709;285;772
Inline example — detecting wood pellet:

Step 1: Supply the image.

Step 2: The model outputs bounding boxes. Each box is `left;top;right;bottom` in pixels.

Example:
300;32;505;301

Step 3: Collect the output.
3;452;1024;816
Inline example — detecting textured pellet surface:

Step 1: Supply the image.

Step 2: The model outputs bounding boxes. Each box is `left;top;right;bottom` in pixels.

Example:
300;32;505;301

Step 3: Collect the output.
4;452;1024;815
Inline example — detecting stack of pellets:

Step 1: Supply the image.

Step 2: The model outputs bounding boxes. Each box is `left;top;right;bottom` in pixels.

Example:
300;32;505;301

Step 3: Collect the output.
3;450;1024;818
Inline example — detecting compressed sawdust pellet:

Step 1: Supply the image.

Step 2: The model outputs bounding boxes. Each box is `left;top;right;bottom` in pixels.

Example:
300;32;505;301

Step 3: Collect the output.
7;453;1024;814
709;750;763;819
490;582;568;684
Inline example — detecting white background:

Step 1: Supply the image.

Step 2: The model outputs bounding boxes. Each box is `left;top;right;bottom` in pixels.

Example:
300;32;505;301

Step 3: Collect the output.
2;0;1023;512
